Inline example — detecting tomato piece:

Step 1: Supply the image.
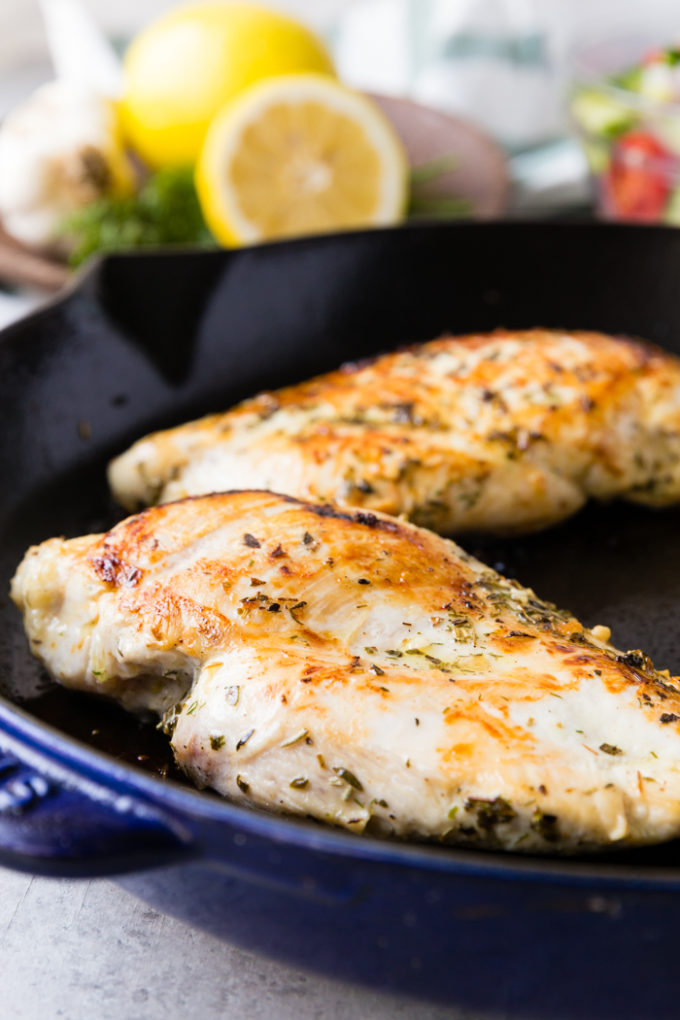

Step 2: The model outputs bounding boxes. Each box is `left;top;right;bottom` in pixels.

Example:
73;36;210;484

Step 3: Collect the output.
603;131;675;221
641;48;664;66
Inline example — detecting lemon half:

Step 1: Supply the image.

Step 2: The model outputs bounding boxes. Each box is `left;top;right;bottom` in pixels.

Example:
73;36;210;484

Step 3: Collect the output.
121;2;335;168
196;74;408;245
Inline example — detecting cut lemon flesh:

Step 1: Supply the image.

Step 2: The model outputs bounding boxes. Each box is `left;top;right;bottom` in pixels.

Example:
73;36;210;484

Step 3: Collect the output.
196;74;408;245
121;2;335;168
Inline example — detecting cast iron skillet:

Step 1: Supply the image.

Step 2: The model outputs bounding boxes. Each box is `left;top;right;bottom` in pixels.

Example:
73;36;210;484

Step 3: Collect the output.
2;222;680;1018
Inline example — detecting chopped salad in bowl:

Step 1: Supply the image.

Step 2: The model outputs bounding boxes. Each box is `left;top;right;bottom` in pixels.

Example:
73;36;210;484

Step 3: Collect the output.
572;41;680;223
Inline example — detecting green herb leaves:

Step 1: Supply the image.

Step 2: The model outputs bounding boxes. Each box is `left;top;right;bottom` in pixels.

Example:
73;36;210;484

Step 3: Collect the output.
62;166;215;267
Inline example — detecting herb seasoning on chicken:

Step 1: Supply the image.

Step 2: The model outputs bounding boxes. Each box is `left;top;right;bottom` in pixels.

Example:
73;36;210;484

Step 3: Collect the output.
110;329;680;534
12;491;680;852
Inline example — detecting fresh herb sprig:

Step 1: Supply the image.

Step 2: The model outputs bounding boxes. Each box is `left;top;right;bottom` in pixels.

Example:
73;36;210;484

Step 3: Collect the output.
62;166;215;267
408;153;473;220
63;153;472;267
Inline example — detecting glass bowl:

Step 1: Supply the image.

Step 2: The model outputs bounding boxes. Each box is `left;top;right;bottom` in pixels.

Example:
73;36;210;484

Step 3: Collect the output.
571;34;680;223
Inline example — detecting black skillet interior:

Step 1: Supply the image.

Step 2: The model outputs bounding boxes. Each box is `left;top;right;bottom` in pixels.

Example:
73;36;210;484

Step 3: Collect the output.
2;220;680;865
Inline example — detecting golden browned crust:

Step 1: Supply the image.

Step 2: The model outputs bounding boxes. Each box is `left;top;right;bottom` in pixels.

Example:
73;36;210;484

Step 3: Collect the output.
108;329;680;534
12;490;680;851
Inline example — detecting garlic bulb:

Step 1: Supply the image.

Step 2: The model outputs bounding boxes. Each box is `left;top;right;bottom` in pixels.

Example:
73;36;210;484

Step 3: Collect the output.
0;80;135;250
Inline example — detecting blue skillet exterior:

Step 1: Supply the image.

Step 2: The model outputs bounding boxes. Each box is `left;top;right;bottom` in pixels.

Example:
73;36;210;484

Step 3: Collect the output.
3;223;680;1016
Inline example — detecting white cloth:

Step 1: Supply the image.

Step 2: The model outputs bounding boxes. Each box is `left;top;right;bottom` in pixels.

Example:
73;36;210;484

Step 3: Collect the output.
0;289;40;329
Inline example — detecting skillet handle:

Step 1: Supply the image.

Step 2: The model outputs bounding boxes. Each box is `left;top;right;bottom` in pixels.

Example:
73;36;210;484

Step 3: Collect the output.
0;739;195;878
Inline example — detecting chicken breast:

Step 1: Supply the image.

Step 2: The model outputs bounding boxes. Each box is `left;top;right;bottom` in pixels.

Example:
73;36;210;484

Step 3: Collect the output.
109;329;680;534
12;489;680;852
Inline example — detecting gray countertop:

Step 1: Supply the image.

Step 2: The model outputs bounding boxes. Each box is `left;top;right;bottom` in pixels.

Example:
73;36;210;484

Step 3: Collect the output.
0;866;487;1020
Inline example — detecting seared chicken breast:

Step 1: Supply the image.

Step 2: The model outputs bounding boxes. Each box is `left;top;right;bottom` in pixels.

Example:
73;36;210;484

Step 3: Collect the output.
12;490;680;852
110;329;680;534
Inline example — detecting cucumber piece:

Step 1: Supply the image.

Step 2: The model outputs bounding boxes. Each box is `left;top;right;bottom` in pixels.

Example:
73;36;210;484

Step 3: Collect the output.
582;137;611;175
665;184;680;224
611;66;644;92
651;113;680;157
637;63;676;103
571;88;636;138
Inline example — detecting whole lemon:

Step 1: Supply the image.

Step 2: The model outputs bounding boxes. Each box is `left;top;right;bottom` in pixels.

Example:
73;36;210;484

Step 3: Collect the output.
121;2;335;168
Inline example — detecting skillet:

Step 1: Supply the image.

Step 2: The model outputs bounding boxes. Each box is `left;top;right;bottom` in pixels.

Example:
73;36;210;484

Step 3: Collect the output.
2;221;680;1018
